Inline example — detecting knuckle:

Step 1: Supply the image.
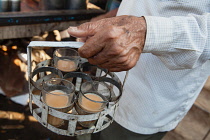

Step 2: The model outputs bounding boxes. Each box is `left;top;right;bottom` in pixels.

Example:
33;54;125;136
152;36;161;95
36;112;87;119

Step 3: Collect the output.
109;68;117;72
117;56;128;64
79;22;92;30
126;65;134;70
88;58;98;65
124;61;135;71
79;22;98;34
107;47;124;56
100;65;107;69
106;26;123;38
78;48;88;58
78;51;86;58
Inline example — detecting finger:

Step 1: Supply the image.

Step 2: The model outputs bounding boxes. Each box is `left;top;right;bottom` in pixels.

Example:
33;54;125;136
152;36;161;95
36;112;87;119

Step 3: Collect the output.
108;67;124;72
76;37;87;42
78;32;106;58
100;60;134;72
97;55;129;70
88;46;126;65
88;57;108;66
68;18;121;39
87;43;112;65
99;63;131;72
87;39;126;65
67;20;101;38
79;26;125;59
98;47;140;72
98;60;130;71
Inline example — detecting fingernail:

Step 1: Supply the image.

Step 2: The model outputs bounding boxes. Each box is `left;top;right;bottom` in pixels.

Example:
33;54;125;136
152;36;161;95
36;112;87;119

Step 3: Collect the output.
68;27;78;32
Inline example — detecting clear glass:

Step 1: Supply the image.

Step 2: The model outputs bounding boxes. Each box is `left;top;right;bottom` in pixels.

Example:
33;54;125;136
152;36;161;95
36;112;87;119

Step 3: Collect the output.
80;62;108;79
53;48;80;72
75;81;110;128
42;78;75;127
77;81;110;113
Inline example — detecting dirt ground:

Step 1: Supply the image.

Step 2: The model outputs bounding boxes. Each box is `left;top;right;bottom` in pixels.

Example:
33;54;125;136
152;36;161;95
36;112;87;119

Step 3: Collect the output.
0;94;78;140
1;88;210;140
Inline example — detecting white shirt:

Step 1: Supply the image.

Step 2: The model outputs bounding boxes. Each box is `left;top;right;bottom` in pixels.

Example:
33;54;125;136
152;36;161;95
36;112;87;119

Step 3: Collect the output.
115;0;210;134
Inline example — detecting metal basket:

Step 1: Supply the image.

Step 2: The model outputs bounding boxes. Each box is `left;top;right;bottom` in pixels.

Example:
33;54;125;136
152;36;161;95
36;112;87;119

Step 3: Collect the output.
27;41;126;136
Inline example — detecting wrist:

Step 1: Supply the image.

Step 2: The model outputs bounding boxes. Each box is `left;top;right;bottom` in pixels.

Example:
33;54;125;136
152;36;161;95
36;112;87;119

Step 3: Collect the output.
138;16;147;52
105;8;118;18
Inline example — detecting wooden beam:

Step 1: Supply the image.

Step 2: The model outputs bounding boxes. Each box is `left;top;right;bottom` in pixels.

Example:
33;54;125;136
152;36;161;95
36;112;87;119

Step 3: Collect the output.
0;9;105;26
0;8;105;39
0;20;87;39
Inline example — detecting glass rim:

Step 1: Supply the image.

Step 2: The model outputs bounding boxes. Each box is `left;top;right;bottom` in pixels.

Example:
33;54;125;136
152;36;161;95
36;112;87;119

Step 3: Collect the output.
81;92;108;104
75;102;104;114
42;96;75;109
42;78;75;95
79;81;110;104
41;91;75;109
77;85;109;103
53;48;79;57
79;62;108;77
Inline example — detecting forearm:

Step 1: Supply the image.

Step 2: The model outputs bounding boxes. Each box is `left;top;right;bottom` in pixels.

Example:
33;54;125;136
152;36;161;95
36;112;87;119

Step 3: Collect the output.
104;8;118;18
143;13;210;70
91;8;118;22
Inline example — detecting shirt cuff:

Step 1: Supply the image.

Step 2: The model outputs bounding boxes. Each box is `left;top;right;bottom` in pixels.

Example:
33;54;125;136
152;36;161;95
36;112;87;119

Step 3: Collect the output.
143;16;174;53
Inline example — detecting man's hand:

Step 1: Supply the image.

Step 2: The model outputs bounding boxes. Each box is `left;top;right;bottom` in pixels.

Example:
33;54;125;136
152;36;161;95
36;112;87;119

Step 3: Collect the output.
68;15;146;72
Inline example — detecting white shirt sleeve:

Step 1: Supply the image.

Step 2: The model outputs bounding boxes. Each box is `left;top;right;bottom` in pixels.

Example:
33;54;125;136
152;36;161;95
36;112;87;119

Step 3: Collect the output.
143;13;210;70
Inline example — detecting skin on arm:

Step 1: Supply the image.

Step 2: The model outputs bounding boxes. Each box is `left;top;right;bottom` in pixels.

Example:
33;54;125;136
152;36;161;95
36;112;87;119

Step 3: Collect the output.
91;8;119;22
68;15;147;72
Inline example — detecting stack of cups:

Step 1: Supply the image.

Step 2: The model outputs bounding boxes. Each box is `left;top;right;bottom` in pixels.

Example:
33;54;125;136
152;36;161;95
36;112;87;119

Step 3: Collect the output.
40;48;111;128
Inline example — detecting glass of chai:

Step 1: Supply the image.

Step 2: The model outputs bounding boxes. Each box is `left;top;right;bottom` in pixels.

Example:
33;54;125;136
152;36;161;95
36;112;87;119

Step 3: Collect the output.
42;78;75;127
75;81;110;127
53;48;80;72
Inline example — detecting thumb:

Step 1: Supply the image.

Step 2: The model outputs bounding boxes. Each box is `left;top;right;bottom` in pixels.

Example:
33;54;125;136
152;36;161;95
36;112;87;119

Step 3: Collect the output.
67;22;98;38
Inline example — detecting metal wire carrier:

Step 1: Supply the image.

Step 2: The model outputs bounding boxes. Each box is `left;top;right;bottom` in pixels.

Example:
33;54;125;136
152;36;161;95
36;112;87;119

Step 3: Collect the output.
27;41;127;136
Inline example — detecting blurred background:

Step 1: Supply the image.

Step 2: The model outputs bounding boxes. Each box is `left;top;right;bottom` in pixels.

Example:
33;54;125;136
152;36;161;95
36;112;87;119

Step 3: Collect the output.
0;0;210;140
